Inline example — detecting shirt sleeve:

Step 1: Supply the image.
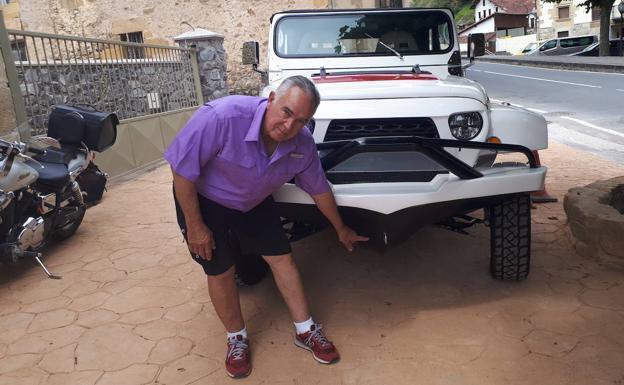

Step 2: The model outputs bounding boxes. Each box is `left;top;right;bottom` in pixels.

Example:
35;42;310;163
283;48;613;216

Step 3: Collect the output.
294;138;331;196
164;106;222;182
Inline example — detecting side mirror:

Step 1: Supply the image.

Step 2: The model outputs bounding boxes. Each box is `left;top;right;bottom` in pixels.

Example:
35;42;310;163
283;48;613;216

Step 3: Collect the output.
468;33;486;60
242;41;259;65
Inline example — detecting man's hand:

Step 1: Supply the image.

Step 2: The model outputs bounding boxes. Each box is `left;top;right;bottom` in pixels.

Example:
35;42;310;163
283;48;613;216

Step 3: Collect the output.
336;225;369;252
187;223;215;260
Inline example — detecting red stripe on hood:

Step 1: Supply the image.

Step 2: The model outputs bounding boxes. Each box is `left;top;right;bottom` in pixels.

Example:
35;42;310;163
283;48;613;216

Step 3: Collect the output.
312;73;438;83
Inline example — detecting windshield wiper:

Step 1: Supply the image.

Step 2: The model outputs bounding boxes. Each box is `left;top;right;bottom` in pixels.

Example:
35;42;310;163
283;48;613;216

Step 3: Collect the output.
366;33;403;61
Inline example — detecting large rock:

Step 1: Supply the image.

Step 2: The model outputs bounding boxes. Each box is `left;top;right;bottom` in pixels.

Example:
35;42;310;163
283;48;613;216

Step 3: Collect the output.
564;176;624;265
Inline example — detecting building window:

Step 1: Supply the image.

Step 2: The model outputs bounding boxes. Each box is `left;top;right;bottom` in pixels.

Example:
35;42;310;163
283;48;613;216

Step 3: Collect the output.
558;31;569;38
119;31;145;59
10;40;27;61
591;5;601;21
488;9;492;16
557;7;570;20
0;0;11;5
530;17;535;29
482;0;485;6
496;7;498;12
377;0;402;8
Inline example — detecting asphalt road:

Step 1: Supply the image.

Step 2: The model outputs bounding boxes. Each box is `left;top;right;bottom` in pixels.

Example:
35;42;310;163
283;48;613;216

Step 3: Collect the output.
465;62;624;164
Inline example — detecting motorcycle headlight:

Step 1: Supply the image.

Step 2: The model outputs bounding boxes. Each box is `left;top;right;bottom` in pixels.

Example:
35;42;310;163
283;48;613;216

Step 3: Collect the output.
449;112;483;140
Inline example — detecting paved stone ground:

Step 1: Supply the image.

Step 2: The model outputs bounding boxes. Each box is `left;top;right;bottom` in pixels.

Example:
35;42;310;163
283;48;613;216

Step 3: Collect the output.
0;139;623;385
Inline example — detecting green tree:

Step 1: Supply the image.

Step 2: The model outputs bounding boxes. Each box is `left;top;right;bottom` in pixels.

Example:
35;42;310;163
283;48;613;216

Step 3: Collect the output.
542;0;614;56
411;1;474;25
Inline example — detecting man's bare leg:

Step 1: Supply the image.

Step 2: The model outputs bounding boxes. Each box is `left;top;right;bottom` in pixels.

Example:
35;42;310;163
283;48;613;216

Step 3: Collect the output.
263;253;310;322
207;266;245;332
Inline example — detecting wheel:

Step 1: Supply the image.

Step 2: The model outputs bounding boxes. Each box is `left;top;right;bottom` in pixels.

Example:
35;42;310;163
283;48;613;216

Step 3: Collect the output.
53;204;86;241
234;253;269;286
489;194;531;281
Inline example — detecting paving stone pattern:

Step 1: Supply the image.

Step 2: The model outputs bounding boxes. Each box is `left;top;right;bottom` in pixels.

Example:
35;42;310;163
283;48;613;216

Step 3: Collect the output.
0;140;623;384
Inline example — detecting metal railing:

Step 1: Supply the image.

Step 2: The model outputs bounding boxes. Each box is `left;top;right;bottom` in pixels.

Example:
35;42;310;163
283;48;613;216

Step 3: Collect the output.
4;28;201;134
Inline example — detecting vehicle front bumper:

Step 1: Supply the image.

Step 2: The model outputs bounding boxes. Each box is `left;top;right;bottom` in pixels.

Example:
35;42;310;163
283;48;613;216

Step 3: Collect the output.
273;136;546;246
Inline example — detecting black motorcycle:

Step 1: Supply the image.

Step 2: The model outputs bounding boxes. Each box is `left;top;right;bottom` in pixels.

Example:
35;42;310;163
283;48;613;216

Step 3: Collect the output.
0;105;117;278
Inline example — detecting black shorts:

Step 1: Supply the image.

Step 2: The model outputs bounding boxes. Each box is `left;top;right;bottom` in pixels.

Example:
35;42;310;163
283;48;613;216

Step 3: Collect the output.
173;189;291;276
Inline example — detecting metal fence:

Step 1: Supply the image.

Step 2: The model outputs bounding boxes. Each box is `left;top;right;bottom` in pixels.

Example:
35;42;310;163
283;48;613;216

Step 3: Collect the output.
4;29;202;134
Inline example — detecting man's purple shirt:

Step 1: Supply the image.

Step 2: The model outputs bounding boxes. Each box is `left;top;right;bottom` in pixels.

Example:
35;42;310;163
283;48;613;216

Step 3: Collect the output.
164;95;330;212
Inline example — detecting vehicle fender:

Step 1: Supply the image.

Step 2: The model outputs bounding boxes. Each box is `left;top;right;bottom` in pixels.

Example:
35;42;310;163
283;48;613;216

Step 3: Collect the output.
488;103;547;150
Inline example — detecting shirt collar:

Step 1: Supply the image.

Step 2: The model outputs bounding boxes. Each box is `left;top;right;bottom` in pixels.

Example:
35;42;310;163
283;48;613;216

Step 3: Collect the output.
244;99;268;142
245;98;297;163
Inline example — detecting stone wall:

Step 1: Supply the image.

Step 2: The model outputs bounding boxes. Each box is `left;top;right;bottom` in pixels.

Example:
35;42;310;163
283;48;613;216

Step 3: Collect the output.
176;37;228;101
17;60;198;134
14;0;328;96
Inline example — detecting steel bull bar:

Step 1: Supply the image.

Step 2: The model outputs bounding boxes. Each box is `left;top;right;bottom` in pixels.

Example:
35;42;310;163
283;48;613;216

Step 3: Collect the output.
317;136;537;180
278;136;539;246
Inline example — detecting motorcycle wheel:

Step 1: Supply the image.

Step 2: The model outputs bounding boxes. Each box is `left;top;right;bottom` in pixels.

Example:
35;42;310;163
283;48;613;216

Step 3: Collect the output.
53;204;86;241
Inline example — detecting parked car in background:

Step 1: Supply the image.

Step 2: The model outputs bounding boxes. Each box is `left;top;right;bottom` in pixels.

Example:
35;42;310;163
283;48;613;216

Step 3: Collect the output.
518;40;542;55
572;39;621;56
526;35;597;56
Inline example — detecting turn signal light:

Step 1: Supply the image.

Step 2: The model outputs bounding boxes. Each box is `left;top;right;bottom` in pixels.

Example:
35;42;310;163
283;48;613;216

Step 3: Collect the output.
487;136;501;144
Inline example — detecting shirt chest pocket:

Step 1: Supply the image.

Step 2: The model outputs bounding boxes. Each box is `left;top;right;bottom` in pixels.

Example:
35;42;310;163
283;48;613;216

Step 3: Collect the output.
214;152;256;177
271;156;305;181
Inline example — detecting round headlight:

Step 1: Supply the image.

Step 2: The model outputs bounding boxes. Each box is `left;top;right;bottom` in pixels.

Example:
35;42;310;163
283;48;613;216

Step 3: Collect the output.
449;112;483;140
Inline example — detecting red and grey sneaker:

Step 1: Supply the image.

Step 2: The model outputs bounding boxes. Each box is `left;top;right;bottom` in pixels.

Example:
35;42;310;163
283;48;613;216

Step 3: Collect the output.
225;335;251;378
294;324;340;364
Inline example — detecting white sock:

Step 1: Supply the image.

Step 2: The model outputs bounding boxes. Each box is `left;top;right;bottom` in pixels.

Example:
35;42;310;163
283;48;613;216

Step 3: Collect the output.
226;327;248;340
294;317;315;334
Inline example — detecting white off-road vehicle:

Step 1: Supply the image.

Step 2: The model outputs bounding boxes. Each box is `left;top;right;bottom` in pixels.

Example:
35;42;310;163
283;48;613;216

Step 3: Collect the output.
241;7;547;281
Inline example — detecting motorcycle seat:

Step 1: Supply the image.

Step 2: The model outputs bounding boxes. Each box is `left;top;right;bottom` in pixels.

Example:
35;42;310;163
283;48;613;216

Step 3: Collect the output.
26;159;70;189
33;145;81;165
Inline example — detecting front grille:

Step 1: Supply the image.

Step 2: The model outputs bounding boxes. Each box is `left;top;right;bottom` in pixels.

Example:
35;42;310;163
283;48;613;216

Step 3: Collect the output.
324;118;439;141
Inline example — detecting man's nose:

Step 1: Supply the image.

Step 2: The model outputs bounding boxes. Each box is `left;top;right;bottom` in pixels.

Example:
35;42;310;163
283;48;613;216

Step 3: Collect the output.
285;117;297;130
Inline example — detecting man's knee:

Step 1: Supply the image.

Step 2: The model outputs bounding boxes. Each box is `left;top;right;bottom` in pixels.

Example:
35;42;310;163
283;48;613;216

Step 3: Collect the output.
262;253;294;269
207;265;236;285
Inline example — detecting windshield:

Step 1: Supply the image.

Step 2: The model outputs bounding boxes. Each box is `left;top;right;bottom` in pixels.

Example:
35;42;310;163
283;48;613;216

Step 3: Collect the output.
274;10;453;58
522;42;538;53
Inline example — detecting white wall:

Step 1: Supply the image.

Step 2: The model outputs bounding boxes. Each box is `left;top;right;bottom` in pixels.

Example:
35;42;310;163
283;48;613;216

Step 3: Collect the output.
539;0;618;28
474;0;498;21
496;33;537;55
574;4;592;23
540;2;554;28
459;17;495;36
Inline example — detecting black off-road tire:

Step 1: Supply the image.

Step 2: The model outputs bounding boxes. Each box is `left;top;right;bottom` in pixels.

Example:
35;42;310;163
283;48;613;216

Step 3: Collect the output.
489;194;531;281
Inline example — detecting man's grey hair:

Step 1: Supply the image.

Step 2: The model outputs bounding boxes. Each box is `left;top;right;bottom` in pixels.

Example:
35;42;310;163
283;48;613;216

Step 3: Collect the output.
275;75;321;110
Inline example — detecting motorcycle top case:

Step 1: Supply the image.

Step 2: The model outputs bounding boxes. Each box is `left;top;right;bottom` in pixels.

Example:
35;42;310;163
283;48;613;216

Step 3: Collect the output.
48;105;119;152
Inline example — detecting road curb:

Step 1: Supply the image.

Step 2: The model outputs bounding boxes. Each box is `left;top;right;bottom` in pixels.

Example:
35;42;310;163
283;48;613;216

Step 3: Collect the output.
475;57;624;74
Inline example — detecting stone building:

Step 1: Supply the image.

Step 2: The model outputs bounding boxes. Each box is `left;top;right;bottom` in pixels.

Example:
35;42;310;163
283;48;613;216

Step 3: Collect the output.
538;0;622;40
2;0;412;96
0;0;412;134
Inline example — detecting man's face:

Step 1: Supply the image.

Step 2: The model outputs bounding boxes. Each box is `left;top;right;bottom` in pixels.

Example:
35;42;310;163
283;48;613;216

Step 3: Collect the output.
263;86;316;143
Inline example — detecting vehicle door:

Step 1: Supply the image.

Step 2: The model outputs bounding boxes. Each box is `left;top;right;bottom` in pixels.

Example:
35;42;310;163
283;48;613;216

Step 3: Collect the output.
558;36;595;55
537;39;557;55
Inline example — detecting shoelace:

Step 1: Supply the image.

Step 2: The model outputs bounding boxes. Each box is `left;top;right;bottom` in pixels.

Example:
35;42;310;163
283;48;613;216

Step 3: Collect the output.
304;324;329;347
227;338;248;361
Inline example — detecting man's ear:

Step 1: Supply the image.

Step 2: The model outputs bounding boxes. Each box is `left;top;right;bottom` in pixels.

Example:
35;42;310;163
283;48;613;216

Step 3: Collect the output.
267;91;276;106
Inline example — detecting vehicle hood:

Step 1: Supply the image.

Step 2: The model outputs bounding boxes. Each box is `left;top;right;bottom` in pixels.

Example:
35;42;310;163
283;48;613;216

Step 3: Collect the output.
312;74;488;104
